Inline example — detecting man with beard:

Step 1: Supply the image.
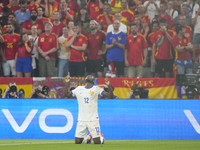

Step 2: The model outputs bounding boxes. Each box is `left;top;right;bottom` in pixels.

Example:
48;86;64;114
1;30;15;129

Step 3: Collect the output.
14;0;31;27
22;9;44;35
0;23;20;77
59;0;74;24
105;20;126;78
87;0;104;20
37;6;50;23
125;23;148;78
51;11;66;37
37;21;58;77
66;22;88;77
86;20;105;77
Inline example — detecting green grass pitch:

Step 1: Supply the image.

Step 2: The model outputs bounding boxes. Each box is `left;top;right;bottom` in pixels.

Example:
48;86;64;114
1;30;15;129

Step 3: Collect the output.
0;139;199;150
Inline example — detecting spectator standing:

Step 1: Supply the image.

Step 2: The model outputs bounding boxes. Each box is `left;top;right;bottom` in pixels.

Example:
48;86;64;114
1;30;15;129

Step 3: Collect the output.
86;20;106;77
192;7;200;62
172;25;193;74
22;9;44;35
125;23;148;78
51;11;66;37
76;7;91;35
27;0;40;11
66;22;88;77
143;0;160;22
58;25;70;77
45;0;59;18
172;15;192;37
133;4;150;29
152;18;174;78
105;20;126;77
37;21;59;77
59;0;74;24
158;1;173;28
28;25;39;77
120;0;135;27
0;23;20;77
37;6;50;23
15;0;31;28
148;21;160;77
107;12;127;34
173;4;192;27
96;3;114;32
87;0;104;20
166;0;178;20
8;0;20;13
14;33;33;77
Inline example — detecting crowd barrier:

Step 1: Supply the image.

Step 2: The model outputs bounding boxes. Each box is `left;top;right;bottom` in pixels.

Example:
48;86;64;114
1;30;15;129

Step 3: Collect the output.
0;99;199;139
0;77;180;99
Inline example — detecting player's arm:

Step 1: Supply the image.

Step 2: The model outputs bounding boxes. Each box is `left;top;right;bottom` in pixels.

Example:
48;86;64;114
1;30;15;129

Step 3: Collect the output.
175;44;187;53
44;0;50;17
22;28;31;35
66;35;76;48
64;73;73;98
113;38;125;50
71;44;87;51
102;77;114;99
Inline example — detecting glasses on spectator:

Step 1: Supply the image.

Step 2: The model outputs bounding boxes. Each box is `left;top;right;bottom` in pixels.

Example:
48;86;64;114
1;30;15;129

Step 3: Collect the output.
133;38;137;43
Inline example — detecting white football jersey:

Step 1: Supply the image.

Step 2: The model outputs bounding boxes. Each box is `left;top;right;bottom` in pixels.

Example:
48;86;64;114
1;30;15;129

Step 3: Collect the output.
71;85;105;121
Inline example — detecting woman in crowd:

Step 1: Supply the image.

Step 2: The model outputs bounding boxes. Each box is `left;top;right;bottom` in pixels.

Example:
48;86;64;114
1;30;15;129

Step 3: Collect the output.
14;33;33;77
67;20;74;37
76;7;90;35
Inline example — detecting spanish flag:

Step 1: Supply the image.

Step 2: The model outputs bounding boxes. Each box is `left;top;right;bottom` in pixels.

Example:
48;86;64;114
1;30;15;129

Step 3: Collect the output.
48;1;59;16
98;78;178;99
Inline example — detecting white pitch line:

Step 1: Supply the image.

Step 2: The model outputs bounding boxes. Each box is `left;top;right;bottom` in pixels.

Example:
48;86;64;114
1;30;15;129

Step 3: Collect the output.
0;141;74;146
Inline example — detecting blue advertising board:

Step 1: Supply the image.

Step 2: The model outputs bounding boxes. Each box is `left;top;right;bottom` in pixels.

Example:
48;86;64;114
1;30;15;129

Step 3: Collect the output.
0;99;200;139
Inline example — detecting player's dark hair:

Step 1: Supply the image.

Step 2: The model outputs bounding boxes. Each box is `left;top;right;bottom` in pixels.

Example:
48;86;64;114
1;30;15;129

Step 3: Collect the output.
159;18;167;24
74;21;81;28
37;6;43;10
175;24;184;35
8;13;16;18
97;21;104;31
76;7;90;21
130;23;138;28
30;9;38;14
152;21;159;26
19;0;27;5
62;25;69;29
160;1;167;7
18;32;31;47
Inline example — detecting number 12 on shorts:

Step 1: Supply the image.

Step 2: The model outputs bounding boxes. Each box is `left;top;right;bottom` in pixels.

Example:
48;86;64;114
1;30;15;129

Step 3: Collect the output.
84;97;89;103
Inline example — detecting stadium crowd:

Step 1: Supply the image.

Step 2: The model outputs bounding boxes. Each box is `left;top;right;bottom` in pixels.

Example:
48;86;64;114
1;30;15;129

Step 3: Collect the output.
0;0;199;78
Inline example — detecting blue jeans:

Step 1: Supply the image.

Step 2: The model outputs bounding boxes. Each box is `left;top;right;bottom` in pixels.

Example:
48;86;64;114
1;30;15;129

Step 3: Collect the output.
177;64;192;74
58;59;69;77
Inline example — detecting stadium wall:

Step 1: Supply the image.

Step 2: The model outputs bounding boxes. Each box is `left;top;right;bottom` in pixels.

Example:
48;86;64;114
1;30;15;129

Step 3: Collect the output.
0;99;200;139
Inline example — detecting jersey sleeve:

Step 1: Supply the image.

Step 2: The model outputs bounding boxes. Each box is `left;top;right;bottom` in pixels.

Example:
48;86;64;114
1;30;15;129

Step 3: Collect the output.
97;86;105;97
71;87;79;97
142;36;149;48
186;36;192;44
83;36;88;45
105;33;110;45
22;21;28;29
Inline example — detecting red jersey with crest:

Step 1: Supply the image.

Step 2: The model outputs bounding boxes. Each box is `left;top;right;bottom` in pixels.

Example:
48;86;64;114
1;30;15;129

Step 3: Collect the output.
153;30;174;60
172;35;192;60
22;20;44;31
172;25;192;37
86;31;106;60
120;9;135;23
68;34;88;62
37;33;59;58
17;43;33;58
132;14;150;25
158;14;173;26
96;14;115;32
27;3;39;11
2;33;20;60
87;1;104;20
51;22;66;37
60;10;74;24
126;34;148;66
8;5;20;13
